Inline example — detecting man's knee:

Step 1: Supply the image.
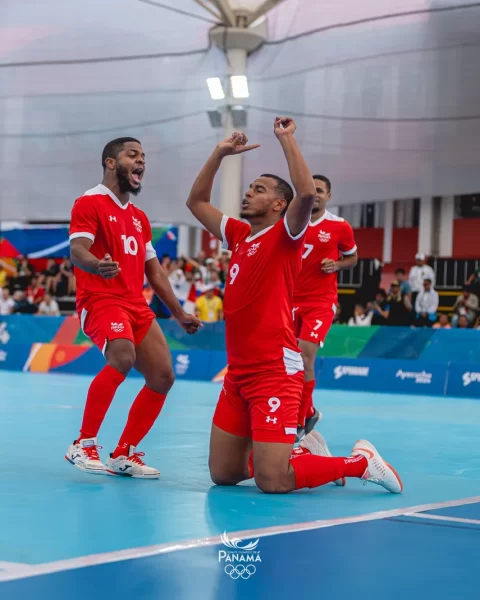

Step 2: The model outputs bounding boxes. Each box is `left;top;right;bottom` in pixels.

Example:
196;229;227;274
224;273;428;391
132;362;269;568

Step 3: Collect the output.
107;344;136;375
254;469;293;494
209;463;244;486
145;367;175;394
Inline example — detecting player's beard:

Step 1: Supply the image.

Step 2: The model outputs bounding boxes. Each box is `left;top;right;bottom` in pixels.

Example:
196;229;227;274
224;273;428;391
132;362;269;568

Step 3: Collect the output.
239;206;269;220
116;164;142;196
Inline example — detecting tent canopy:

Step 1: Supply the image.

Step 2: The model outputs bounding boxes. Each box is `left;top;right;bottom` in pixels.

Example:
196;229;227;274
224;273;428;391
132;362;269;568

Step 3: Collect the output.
1;0;479;224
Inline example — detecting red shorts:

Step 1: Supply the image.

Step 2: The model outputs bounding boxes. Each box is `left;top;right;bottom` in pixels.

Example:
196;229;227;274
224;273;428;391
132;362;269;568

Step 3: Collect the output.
79;298;155;355
293;303;336;346
213;369;304;444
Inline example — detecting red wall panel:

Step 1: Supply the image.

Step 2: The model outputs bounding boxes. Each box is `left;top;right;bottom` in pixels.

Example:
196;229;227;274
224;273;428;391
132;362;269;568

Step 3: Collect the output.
353;228;384;259
453;219;480;258
392;228;418;262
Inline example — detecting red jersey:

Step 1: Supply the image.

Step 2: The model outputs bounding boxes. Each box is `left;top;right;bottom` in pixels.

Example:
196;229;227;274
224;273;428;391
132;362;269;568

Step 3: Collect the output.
293;210;356;308
69;184;156;309
220;215;306;374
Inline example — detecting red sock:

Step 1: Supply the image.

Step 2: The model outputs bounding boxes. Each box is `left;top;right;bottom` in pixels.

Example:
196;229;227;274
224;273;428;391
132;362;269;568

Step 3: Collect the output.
112;386;167;457
298;380;316;427
290;448;367;489
78;365;126;440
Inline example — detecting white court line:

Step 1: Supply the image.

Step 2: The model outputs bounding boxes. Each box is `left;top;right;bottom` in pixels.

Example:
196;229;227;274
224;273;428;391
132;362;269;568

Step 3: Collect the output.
0;562;30;572
402;512;480;525
0;495;478;583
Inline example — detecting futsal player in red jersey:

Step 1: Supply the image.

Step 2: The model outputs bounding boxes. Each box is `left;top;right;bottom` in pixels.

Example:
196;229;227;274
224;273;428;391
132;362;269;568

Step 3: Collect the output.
293;175;358;444
65;137;201;478
187;118;402;494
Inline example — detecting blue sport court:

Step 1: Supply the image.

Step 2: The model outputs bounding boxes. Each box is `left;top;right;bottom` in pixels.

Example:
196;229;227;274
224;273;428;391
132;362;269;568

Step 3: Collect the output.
1;371;479;599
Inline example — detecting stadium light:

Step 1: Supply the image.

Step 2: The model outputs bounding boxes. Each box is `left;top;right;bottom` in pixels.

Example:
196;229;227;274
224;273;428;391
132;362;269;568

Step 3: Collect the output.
206;77;225;100
230;75;249;99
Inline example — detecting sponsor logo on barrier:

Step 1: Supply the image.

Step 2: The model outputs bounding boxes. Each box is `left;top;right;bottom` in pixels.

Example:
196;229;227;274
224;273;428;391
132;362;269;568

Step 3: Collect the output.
219;532;261;580
462;372;480;387
0;323;10;345
0;350;6;362
396;369;432;384
334;365;370;380
175;354;190;376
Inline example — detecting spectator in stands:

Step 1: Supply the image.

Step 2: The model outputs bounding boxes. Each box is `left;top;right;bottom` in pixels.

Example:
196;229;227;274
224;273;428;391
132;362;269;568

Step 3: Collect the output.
466;266;480;296
12;255;35;291
451;286;479;327
42;259;60;294
386;281;412;326
392;268;412;299
12;290;37;314
348;304;372;326
333;304;343;324
414;278;439;327
457;314;470;329
474;316;480;330
0;288;14;315
56;258;75;296
369;289;390;325
408;253;435;301
37;293;60;316
433;314;452;329
27;274;46;306
0;264;8;289
195;285;223;322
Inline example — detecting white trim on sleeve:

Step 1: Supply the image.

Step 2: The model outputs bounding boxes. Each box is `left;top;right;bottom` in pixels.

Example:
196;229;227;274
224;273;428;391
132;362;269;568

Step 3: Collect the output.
220;215;229;250
145;241;157;262
342;245;357;256
69;232;95;242
284;216;309;241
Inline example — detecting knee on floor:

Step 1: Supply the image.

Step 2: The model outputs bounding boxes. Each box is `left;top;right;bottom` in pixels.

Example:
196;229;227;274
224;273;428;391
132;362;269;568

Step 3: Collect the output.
209;465;244;487
254;470;293;494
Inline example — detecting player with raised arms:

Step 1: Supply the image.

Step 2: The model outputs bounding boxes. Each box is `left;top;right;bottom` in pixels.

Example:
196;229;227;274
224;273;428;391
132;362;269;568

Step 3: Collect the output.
66;137;201;478
187;118;402;494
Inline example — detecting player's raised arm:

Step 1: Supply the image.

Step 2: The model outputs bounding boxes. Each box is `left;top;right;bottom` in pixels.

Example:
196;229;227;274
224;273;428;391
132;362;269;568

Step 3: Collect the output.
186;133;260;239
274;118;315;238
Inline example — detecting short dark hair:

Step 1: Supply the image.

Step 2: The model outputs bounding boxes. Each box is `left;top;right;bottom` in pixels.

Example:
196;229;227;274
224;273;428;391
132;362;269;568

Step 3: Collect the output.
102;137;141;170
312;174;331;193
260;174;294;213
395;268;406;275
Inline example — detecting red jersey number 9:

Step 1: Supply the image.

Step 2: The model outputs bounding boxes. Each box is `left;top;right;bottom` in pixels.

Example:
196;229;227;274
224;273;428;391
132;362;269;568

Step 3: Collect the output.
229;263;240;284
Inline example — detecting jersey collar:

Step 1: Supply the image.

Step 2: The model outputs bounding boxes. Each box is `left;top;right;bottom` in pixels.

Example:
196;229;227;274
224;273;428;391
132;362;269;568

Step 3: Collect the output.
309;210;330;227
245;224;275;243
97;184;130;210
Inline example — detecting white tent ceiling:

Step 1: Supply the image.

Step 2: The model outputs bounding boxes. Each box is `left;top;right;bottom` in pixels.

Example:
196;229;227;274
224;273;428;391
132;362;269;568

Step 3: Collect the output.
1;0;480;224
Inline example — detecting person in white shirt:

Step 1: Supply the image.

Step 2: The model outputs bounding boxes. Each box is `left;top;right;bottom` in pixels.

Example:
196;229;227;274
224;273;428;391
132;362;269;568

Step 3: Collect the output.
415;279;439;327
348;304;373;327
0;288;14;315
409;253;436;293
37;293;60;316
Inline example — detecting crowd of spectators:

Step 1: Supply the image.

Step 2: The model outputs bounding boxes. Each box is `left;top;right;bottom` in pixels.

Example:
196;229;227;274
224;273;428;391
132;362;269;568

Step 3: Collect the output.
346;253;480;329
1;250;480;328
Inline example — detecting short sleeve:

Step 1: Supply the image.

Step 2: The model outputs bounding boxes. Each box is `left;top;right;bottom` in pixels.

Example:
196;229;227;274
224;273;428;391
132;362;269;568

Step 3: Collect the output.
339;222;357;255
283;216;309;245
69;196;98;243
143;217;157;262
221;215;250;250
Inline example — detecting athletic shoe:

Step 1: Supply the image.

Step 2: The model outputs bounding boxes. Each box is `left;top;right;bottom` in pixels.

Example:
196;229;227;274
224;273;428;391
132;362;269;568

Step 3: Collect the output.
106;446;160;479
295;408;323;444
351;439;403;494
65;437;106;474
300;430;346;486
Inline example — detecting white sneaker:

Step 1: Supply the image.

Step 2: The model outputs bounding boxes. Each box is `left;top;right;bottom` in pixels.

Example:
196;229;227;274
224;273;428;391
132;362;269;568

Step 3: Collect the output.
351;439;403;494
299;430;346;486
65;437;106;474
106;446;160;479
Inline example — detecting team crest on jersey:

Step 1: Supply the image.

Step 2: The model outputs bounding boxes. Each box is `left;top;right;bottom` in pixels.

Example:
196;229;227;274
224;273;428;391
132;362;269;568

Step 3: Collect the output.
132;216;143;233
111;322;125;333
318;230;331;243
247;242;261;257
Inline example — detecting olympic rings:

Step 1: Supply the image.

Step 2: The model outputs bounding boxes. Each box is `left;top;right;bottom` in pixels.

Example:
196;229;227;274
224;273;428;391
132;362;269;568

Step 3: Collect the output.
224;564;256;579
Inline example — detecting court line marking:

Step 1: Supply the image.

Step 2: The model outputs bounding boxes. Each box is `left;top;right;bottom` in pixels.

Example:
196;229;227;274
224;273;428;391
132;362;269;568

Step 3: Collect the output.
0;562;31;573
402;512;480;525
0;496;478;583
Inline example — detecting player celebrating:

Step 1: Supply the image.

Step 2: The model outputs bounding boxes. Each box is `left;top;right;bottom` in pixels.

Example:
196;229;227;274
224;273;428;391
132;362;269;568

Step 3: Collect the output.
186;119;402;494
66;137;201;478
293;175;358;443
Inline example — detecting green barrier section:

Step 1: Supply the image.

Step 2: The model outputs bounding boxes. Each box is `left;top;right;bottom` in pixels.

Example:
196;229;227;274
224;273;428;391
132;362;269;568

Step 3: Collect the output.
316;325;380;358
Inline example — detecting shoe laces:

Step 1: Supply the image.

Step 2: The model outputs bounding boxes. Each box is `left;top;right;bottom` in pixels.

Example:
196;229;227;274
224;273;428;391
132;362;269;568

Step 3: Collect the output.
129;451;146;466
83;445;102;461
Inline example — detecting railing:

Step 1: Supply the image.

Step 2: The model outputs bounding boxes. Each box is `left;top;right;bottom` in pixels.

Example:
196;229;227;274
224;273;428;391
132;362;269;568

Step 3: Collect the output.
338;258;381;288
431;258;480;290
